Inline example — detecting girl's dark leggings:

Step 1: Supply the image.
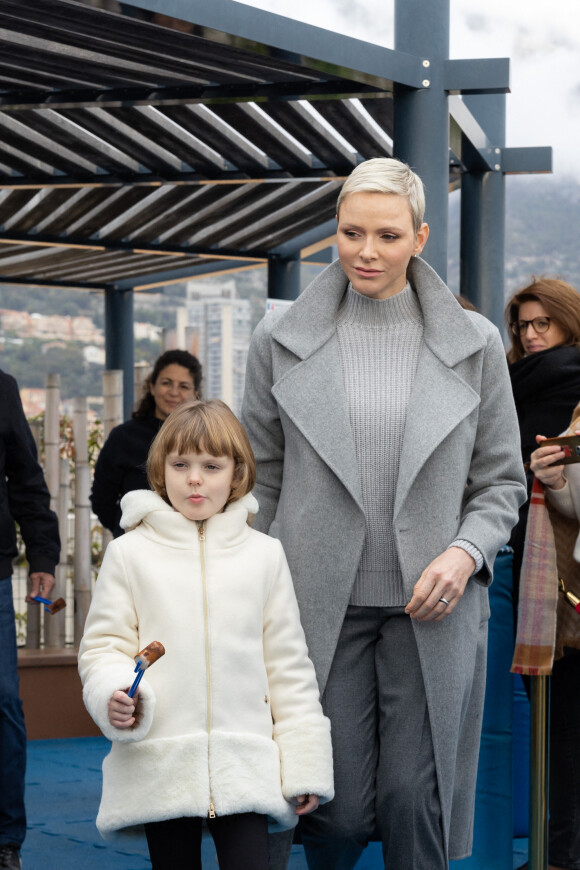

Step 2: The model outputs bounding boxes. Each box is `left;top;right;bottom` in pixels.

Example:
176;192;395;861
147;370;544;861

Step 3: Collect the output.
144;812;269;870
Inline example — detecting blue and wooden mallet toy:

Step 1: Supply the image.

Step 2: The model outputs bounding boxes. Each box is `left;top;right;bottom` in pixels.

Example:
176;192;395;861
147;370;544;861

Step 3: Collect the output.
127;641;165;698
32;595;66;614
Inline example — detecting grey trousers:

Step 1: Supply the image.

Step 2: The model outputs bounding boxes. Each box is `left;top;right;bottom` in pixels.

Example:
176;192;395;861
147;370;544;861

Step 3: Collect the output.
267;829;294;870
298;606;446;870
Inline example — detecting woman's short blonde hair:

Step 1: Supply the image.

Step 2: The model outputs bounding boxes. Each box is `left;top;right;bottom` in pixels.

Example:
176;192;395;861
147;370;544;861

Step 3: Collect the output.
336;157;426;234
147;399;256;507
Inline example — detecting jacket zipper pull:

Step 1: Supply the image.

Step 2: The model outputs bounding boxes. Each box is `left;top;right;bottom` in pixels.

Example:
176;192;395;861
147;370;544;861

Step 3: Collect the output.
209;802;216;819
198;521;205;541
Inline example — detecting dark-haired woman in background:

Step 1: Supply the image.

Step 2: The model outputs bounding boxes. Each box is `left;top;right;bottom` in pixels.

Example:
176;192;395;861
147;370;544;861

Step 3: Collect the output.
506;278;580;599
90;349;202;537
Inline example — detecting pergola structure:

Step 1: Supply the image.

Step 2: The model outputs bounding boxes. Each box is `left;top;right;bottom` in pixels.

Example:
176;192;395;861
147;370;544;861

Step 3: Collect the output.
0;0;551;414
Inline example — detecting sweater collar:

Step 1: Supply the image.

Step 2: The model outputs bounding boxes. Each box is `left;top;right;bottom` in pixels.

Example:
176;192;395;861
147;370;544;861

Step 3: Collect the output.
270;256;485;366
337;281;423;329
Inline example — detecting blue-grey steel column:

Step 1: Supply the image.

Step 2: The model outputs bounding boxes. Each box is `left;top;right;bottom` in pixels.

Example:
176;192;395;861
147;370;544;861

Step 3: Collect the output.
268;254;301;300
460;94;506;329
394;0;450;281
104;286;134;420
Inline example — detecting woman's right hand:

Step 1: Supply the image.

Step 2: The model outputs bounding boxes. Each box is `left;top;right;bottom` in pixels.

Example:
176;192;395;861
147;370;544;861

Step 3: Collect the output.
530;431;580;490
108;689;138;728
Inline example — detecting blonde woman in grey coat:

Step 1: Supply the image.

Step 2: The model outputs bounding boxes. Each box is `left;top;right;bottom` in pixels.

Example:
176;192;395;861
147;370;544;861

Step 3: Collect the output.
242;157;526;870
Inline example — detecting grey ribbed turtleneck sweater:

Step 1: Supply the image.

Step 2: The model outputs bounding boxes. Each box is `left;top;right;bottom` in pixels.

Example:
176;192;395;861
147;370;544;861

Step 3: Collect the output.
336;282;423;607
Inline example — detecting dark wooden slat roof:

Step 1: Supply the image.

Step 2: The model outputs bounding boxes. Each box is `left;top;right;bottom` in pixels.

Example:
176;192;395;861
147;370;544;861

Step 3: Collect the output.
0;0;408;290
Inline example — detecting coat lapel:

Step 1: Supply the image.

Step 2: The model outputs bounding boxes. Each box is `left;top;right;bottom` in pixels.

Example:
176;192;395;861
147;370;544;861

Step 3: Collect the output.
394;345;481;518
270;261;364;512
394;257;487;518
272;338;364;512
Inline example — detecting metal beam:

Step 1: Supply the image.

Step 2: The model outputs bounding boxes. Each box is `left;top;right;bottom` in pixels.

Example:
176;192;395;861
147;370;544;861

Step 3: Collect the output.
0;260;264;292
502;146;553;174
270;218;337;257
394;0;450;281
0;230;273;261
449;95;499;172
117;0;426;91
304;244;336;265
104;286;134;419
0;80;385;112
112;258;261;291
0;169;352;189
444;58;510;95
449;97;553;176
0;275;110;291
459;93;506;328
268;254;300;300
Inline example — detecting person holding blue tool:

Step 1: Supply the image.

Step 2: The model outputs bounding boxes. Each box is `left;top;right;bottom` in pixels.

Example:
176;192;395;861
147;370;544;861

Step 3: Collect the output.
0;368;60;870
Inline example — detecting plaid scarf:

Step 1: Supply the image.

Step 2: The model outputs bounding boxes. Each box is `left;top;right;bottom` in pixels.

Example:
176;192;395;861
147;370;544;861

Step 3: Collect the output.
512;475;580;675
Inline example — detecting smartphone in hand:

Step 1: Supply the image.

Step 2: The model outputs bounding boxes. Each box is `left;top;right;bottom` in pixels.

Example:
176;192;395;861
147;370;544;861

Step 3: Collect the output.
542;435;580;464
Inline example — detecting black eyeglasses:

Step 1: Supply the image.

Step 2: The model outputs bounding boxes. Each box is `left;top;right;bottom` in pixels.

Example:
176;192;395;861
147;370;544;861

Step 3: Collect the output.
510;317;551;337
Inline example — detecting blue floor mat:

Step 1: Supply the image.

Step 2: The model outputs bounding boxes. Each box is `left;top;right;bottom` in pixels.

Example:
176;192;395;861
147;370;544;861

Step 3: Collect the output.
23;737;522;869
22;737;313;869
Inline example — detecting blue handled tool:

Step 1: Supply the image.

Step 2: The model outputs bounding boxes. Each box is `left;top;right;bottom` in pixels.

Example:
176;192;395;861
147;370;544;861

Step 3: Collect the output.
32;595;66;614
126;641;165;698
127;662;146;698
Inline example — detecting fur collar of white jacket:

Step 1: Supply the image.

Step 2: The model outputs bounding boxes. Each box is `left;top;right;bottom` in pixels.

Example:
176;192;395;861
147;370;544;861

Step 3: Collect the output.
120;488;259;533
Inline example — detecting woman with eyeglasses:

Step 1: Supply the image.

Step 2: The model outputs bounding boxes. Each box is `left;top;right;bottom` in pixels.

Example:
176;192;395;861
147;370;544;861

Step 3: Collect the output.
506;278;580;870
507;278;580;467
506;279;580;584
91;349;202;537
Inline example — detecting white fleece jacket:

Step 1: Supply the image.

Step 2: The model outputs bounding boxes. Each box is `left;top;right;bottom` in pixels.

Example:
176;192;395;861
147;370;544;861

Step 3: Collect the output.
78;490;333;839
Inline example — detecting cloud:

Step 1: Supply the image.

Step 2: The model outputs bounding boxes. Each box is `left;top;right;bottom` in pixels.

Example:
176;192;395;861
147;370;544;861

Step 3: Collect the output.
464;13;492;35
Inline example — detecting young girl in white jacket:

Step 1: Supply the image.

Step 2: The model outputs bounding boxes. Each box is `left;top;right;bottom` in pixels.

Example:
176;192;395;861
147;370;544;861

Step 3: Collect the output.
78;399;334;870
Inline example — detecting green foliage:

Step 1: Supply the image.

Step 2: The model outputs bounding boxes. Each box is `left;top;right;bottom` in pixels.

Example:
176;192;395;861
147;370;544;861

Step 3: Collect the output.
28;411;103;472
1;337;162;398
135;337;162;361
14;611;27;646
134;306;175;330
0;338;103;397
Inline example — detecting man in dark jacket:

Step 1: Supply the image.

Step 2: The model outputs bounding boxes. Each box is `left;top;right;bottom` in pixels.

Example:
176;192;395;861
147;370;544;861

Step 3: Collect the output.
0;369;60;870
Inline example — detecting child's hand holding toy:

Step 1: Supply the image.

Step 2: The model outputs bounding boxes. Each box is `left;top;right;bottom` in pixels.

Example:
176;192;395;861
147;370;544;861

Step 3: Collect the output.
107;641;165;729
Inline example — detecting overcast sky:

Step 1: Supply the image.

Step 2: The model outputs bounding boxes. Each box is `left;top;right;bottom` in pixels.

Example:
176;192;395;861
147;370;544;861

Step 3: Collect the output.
237;0;580;181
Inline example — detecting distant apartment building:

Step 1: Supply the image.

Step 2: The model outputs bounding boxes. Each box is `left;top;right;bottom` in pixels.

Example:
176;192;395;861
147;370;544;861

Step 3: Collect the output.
164;280;251;417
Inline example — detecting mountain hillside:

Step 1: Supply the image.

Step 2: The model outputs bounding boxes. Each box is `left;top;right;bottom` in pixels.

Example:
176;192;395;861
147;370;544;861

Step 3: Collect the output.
447;174;580;297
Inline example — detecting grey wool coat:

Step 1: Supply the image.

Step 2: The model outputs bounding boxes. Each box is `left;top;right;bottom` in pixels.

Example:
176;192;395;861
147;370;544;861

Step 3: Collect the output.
241;256;526;860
